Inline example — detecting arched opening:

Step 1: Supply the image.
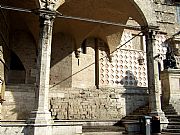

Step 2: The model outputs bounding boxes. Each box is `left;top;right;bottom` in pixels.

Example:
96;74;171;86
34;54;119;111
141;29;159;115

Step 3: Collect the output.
8;51;25;84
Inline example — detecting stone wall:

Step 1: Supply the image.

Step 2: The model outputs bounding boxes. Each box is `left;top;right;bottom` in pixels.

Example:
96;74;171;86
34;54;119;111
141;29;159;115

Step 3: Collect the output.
72;38;96;88
50;33;74;87
2;84;148;120
10;31;37;84
161;69;180;114
2;85;35;120
49;87;148;120
153;1;180;36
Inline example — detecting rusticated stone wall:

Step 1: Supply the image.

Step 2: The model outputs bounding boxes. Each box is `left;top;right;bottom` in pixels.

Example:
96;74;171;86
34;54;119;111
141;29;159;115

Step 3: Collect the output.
49;87;148;120
2;84;148;120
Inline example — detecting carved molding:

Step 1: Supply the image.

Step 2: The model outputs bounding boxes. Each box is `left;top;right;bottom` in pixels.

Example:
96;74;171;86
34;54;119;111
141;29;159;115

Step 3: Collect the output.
39;0;65;11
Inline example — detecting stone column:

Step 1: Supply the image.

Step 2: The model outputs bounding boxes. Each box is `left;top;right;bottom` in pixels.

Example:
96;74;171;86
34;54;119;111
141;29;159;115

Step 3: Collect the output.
145;30;168;128
28;13;55;135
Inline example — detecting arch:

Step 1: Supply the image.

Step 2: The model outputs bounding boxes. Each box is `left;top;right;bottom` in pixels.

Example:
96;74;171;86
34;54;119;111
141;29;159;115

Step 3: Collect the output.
131;0;157;26
8;51;26;84
54;0;157;53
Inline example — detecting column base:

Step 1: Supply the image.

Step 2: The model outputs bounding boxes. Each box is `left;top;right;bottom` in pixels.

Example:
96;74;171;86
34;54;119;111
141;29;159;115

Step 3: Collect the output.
27;110;53;135
27;124;52;135
28;110;53;124
149;110;169;130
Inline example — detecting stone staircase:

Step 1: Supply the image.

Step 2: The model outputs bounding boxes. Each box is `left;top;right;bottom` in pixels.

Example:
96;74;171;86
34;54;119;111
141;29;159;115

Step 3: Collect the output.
122;104;150;121
120;104;150;133
120;103;180;134
162;104;180;133
82;125;126;135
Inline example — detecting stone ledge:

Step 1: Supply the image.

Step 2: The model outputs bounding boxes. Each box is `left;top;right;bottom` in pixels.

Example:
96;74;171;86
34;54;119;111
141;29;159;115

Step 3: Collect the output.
54;120;120;126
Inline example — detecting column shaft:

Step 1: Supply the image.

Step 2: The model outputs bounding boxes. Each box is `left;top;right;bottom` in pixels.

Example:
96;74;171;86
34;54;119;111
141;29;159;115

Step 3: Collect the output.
36;14;54;112
29;14;54;127
145;30;168;129
146;30;161;113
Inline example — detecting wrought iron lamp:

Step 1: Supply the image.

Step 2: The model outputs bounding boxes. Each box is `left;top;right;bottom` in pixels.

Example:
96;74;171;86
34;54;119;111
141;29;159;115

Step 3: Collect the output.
138;55;145;65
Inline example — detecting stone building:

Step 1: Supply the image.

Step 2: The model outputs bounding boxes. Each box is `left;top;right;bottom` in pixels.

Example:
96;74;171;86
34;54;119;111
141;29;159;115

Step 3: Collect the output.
0;0;180;135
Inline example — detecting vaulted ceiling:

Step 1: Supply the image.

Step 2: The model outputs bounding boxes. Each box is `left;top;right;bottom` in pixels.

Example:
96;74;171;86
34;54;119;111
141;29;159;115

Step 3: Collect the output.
2;0;149;52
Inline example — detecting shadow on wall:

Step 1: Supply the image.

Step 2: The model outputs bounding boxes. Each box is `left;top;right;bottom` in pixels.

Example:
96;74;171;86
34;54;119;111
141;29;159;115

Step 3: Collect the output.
113;70;149;127
50;36;111;88
7;51;26;84
50;33;74;87
118;70;139;115
2;31;36;120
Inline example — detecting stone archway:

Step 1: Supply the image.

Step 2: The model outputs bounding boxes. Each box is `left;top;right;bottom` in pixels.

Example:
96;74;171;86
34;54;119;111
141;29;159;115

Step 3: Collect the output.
131;0;157;26
52;0;157;53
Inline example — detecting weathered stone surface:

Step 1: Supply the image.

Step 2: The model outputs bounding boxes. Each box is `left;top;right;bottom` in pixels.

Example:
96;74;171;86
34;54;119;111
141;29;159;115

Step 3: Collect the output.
49;87;148;120
0;0;180;135
1;85;35;120
161;69;180;114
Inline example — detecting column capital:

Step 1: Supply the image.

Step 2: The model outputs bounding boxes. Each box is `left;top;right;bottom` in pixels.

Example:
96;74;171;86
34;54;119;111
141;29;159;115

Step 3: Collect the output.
39;10;56;20
142;26;159;37
39;0;65;11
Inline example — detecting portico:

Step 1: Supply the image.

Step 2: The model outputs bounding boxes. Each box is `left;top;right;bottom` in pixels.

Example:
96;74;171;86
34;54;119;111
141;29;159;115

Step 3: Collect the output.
0;0;169;134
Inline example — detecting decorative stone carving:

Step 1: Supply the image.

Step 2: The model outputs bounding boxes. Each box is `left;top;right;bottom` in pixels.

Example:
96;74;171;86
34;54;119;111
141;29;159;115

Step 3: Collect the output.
163;46;177;69
172;39;180;56
39;0;65;11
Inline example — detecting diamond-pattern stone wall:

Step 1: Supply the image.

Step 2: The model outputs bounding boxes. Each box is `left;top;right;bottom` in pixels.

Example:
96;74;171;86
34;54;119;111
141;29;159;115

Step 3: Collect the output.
99;30;148;87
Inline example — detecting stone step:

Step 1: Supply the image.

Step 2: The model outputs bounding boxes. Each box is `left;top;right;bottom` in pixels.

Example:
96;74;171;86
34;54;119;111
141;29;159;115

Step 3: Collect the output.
165;112;177;115
162;105;178;116
163;106;176;110
168;122;180;125
162;132;180;135
164;109;177;112
168;119;180;122
162;128;180;133
83;132;142;135
166;115;180;118
83;132;124;135
122;115;142;120
167;125;180;129
166;116;180;122
6;84;35;92
164;110;177;114
83;126;125;133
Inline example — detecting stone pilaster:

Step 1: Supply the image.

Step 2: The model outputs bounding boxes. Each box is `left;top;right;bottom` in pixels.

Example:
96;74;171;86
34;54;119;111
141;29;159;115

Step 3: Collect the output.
28;13;55;135
145;30;168;128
